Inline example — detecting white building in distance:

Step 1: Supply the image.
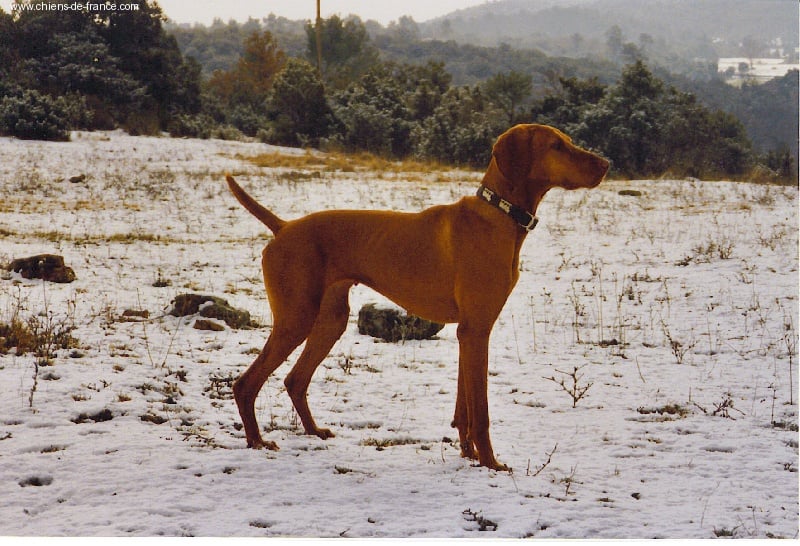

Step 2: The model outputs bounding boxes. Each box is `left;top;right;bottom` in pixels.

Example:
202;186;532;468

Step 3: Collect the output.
718;57;800;85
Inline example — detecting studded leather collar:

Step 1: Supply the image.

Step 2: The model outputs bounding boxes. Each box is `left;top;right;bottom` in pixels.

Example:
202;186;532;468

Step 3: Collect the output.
476;185;539;232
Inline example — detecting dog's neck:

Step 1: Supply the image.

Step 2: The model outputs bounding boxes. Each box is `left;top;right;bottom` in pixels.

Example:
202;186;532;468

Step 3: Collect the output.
476;185;538;232
479;157;546;231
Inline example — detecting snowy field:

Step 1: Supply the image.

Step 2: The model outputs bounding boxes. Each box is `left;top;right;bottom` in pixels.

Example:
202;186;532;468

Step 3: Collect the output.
0;131;797;538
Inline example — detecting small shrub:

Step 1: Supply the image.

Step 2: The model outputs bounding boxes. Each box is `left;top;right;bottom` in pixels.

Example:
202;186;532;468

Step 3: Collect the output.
0;319;37;355
359;436;420;449
462;509;498;532
227;104;268;136
543;365;593;408
637;404;690;420
123;107;160;136
211;124;245;141
204;371;236;400
0;314;78;360
677;236;735;265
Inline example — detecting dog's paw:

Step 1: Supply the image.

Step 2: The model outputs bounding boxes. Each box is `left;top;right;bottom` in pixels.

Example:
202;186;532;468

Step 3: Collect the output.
249;438;280;451
311;427;335;440
490;461;512;473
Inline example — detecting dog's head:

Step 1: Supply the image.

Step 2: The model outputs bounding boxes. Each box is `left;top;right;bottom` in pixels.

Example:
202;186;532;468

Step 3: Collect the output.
492;124;609;194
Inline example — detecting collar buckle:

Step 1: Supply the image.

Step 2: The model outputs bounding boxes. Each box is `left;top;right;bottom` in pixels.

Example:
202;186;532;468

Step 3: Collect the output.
522;215;539;232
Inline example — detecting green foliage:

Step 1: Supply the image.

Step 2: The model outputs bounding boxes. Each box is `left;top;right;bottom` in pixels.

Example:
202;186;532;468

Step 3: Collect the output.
97;1;200;125
762;147;796;181
265;58;333;147
329;62;440;157
682;70;799;175
412;86;498;168
306;15;379;89
483;70;533;125
169;16;306;75
1;7;793;181
204;30;285;135
0;88;72;141
377;36;619;88
206;31;285;107
166;113;215;139
531;61;756;179
2;0;201;137
19;25;146;126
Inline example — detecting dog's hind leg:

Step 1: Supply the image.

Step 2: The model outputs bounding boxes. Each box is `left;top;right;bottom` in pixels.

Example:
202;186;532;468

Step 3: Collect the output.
234;321;311;449
234;248;322;449
284;281;352;440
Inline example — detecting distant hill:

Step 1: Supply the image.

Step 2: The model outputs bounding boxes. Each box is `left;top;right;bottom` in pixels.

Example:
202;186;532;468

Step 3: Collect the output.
420;0;799;59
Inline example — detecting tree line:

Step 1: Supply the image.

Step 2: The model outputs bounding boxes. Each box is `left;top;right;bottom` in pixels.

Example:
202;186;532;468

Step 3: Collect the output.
170;13;799;181
0;2;795;181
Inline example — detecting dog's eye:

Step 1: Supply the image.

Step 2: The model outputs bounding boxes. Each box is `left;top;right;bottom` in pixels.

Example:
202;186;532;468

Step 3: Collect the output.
552;140;564;151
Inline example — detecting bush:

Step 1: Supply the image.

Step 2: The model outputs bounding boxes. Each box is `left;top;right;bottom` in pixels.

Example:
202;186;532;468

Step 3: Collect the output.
452;123;495;168
266;58;333;147
0;89;71;141
211;124;245;141
167;113;215;139
412;87;499;168
331;101;411;156
57;93;94;130
227;104;268;136
761;146;796;183
122;104;161;136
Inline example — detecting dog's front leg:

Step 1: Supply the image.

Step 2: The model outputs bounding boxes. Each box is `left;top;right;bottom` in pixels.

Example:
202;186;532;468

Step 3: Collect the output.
456;322;510;472
453;364;477;461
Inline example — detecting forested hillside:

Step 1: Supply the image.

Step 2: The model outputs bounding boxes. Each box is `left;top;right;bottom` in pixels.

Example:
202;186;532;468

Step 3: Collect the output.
420;0;798;61
169;13;797;179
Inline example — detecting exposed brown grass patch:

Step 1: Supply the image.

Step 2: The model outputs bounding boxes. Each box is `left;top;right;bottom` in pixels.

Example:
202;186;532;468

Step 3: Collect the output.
0;316;79;360
0;197;117;214
237;149;468;177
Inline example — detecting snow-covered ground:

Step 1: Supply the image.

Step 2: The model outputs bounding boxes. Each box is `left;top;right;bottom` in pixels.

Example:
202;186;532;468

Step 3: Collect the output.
0;131;797;538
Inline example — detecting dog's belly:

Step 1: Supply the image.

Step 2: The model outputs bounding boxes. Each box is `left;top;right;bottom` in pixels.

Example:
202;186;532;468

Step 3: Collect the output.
365;281;460;325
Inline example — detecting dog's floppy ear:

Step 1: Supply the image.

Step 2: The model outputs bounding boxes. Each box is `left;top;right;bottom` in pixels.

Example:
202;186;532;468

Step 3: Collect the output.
492;125;534;187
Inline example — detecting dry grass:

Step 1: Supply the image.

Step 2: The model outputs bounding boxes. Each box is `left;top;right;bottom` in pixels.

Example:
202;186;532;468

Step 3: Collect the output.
237;149;468;177
0;197;113;214
0;315;79;361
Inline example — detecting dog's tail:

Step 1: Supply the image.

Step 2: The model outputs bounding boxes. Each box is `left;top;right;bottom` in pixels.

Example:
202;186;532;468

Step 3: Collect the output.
225;174;286;234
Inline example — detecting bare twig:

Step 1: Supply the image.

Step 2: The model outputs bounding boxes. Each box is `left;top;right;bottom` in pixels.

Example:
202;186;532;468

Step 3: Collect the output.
544;365;593;408
528;443;558;477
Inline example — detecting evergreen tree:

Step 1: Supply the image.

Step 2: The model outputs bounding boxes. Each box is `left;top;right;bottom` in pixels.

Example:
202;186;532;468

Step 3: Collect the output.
266;58;333;147
483;70;533;125
305;15;379;89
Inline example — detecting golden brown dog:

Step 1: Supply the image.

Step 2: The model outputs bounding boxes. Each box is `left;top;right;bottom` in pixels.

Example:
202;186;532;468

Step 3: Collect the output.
226;124;609;471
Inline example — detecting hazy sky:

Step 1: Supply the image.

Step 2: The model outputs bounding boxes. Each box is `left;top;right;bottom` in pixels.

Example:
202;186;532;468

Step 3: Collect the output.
0;1;489;25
